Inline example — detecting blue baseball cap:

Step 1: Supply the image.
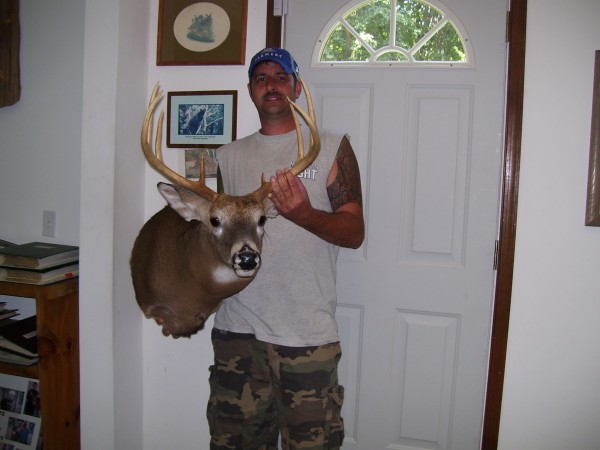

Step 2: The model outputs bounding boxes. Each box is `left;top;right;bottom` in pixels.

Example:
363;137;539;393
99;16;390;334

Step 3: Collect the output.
248;48;300;80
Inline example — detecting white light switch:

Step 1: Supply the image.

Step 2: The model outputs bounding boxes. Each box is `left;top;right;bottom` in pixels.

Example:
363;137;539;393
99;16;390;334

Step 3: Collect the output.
42;210;56;237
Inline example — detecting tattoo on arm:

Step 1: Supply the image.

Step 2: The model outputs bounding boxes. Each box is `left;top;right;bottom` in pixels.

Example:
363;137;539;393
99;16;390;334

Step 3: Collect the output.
327;136;363;211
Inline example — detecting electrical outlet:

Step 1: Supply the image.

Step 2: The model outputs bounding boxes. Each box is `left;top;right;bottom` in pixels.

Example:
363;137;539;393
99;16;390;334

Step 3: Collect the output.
42;210;56;237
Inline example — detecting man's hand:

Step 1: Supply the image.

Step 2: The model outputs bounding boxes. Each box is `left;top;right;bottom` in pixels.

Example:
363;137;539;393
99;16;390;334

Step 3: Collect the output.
268;169;313;223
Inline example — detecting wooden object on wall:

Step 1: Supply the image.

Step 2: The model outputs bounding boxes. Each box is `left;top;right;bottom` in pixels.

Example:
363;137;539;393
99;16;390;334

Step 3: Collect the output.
585;50;600;226
265;0;282;48
0;0;20;107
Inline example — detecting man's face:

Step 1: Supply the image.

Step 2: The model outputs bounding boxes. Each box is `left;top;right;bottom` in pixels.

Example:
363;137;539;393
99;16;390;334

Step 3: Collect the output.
248;61;301;120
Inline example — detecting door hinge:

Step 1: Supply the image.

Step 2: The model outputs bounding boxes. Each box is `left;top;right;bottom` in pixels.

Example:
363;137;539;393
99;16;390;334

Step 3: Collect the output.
505;10;511;43
273;0;288;16
493;240;500;270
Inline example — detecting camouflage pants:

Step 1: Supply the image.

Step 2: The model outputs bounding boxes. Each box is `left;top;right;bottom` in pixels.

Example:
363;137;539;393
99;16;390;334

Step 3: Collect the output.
207;329;345;450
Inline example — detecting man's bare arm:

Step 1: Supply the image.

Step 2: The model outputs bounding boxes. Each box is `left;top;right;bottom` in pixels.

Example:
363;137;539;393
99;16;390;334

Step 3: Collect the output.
269;136;365;249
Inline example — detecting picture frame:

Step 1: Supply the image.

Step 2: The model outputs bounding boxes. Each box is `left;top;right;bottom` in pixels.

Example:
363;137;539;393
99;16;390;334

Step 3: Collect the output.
167;90;237;148
184;148;218;179
585;50;600;226
157;0;247;66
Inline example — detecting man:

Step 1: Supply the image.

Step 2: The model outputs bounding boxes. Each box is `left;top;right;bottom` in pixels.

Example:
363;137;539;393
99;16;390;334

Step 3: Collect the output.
209;47;365;450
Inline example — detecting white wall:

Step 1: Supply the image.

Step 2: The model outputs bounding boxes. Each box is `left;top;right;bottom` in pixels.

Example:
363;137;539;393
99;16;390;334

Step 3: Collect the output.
498;1;600;449
78;0;152;447
0;0;83;244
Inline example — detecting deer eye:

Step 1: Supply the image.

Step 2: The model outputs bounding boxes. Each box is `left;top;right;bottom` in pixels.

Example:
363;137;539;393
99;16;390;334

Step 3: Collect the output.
258;216;267;227
210;217;221;228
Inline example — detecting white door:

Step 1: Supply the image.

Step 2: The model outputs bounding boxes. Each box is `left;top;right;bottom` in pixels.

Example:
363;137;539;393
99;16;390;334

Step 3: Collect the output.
286;1;506;449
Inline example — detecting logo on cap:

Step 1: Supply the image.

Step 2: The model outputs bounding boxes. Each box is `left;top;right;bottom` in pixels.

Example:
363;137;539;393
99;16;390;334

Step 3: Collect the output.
248;48;300;80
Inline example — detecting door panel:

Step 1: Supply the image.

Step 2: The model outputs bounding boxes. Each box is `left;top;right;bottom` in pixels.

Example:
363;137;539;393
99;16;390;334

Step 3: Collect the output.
404;86;472;264
390;311;459;447
286;1;506;448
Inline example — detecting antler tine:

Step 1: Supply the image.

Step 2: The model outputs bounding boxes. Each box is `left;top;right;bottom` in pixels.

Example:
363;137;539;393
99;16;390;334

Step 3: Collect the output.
288;77;321;178
286;78;312;163
141;83;218;201
199;155;206;185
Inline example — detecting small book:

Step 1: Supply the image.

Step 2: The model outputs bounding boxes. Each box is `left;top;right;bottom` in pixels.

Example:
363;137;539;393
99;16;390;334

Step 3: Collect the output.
0;316;38;358
0;241;78;269
0;262;79;285
0;239;16;249
0;309;19;321
0;348;37;366
0;317;19;328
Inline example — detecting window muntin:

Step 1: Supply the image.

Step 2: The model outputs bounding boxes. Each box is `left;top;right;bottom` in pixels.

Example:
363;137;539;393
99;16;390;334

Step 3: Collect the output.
315;0;473;68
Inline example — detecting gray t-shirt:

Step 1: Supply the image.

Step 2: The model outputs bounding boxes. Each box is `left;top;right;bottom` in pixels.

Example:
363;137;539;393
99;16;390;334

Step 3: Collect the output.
215;127;344;346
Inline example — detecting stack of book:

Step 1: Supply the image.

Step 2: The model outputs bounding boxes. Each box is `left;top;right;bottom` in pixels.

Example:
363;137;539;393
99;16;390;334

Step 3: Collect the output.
0;242;79;285
0;314;37;366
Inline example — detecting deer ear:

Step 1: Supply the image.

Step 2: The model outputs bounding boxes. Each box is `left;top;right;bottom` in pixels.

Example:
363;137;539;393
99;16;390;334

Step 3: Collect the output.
263;197;279;218
157;182;211;223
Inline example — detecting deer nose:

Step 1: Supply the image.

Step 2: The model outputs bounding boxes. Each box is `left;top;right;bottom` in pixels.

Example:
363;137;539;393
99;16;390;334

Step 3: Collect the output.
233;245;260;271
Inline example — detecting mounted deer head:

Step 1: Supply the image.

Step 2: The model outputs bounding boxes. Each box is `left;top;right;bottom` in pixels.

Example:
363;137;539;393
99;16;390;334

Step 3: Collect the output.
130;80;320;338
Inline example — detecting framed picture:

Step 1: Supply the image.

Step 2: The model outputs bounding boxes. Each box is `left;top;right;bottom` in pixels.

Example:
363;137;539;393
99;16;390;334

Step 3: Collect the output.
167;90;237;148
585;50;600;226
0;375;42;450
157;0;247;66
184;148;218;179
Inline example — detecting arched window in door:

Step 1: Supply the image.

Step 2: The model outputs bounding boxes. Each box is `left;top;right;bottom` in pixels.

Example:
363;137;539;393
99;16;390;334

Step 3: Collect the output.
314;0;473;68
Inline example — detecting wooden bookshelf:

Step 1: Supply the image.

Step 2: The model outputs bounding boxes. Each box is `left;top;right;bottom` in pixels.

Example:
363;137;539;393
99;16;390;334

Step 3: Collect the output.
0;277;79;450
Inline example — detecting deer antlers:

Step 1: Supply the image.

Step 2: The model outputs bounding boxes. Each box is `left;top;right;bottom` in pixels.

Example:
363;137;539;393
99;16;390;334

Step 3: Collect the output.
141;78;321;201
141;84;219;201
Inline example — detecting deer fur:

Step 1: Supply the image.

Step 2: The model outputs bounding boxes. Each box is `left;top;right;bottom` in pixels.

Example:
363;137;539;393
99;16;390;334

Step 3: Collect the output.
131;183;277;338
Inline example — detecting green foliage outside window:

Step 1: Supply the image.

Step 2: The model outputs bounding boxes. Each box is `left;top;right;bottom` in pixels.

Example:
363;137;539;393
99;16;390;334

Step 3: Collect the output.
320;0;467;63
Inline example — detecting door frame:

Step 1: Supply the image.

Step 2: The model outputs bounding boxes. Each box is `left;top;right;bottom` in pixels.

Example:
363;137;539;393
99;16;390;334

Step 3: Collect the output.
264;2;527;448
481;1;526;448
